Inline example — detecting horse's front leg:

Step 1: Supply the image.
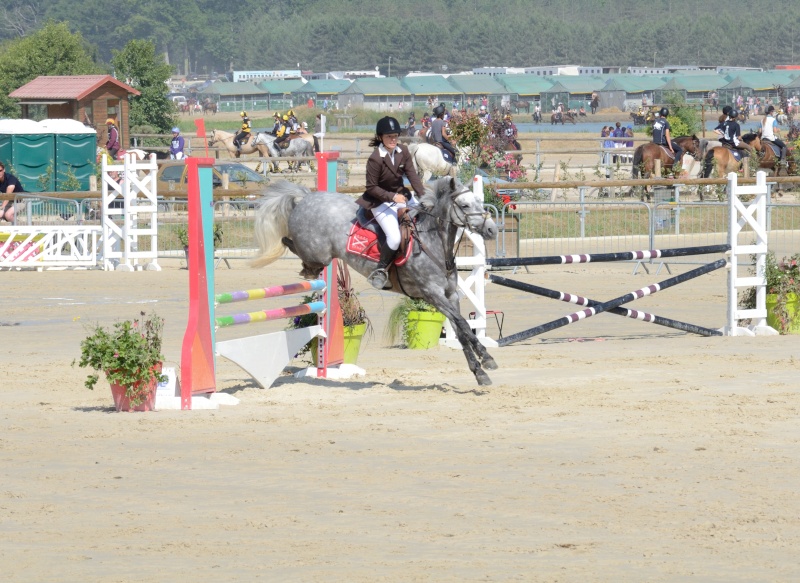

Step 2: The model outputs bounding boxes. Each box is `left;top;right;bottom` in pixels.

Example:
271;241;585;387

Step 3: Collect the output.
445;289;498;372
430;297;492;386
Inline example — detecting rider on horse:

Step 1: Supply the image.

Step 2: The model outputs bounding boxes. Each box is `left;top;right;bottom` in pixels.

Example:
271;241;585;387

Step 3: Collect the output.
233;111;251;153
274;115;291;149
762;105;788;164
287;109;300;132
431;104;458;162
717;109;754;157
270;112;282;136
357;116;426;290
502;115;521;150
652;107;683;170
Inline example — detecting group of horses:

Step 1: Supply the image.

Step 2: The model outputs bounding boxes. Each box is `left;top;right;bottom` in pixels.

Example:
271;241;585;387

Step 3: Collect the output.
177;97;218;115
209;129;316;173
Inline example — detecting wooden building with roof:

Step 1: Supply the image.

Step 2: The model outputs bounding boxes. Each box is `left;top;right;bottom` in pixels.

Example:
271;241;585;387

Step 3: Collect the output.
9;75;140;147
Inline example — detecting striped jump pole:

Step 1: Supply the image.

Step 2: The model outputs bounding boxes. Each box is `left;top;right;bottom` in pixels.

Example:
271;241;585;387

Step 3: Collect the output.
215;301;326;328
487;244;730;268
497;259;727;346
215;280;326;305
489;275;722;337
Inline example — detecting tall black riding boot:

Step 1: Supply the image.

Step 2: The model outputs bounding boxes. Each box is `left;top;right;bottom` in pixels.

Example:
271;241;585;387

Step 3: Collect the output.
367;245;396;290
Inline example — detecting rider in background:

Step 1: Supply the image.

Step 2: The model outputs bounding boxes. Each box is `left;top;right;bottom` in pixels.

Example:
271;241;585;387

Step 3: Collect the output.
431;104;457;162
233;111;251;153
719;109;753;157
357;116;426;290
270;112;282;136
274;115;291;149
169;127;185;160
406;114;417;136
478;105;490;126
287;109;299;132
651;107;683;169
761;105;788;164
502;115;520;150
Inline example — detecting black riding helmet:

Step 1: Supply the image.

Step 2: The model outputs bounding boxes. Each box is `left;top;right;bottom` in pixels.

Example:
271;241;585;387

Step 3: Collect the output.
722;105;733;116
433;104;445;117
376;116;401;135
766;105;776;114
729;109;738;120
660;107;669;117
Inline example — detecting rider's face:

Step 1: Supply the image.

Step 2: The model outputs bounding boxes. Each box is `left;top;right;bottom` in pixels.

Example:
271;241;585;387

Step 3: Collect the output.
381;134;399;150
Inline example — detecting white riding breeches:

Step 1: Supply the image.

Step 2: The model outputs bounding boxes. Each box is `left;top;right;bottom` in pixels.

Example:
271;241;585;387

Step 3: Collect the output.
372;196;419;251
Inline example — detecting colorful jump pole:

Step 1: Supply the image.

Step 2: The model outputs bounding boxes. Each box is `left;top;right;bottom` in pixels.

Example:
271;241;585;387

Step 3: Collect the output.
215;301;326;328
215;280;326;305
487;244;731;268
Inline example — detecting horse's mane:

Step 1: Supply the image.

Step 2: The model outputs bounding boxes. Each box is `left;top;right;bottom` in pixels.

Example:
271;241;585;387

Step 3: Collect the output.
416;176;458;219
741;132;759;144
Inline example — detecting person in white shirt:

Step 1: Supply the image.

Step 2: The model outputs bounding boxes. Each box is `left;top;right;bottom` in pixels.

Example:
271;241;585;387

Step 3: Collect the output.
761;105;787;163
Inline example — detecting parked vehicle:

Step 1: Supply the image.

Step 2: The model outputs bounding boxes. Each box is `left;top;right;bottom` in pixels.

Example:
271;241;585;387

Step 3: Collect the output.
156;160;267;197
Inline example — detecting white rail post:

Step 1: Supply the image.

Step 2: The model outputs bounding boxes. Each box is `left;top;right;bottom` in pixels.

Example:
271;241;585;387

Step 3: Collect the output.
724;171;776;336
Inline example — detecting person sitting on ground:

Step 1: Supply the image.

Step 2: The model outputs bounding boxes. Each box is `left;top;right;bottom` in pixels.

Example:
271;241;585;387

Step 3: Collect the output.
431;104;458;162
233;111;251;152
761;105;788;164
169;127;185;160
0;161;23;223
357;116;426;290
652;108;683;169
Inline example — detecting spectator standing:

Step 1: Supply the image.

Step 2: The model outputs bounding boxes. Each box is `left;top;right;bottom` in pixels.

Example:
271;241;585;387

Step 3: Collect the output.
0;161;23;223
169;127;185;160
105;119;120;159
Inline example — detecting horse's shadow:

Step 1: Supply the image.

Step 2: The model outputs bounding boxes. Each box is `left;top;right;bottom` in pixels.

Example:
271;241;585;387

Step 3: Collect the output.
225;371;488;395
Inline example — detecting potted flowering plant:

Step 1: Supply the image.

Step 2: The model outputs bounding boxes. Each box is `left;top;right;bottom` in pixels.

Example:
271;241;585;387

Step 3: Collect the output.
73;311;167;411
742;252;800;334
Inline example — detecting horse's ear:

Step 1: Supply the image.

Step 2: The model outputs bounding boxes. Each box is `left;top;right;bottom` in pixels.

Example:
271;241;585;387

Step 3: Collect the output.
449;176;456;192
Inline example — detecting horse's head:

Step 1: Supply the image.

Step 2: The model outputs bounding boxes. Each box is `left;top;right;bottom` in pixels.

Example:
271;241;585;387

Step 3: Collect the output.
208;130;219;146
742;132;761;150
420;177;497;240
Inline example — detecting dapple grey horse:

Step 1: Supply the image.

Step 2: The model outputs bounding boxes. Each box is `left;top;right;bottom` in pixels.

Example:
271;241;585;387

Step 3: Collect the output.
250;132;315;173
252;177;500;385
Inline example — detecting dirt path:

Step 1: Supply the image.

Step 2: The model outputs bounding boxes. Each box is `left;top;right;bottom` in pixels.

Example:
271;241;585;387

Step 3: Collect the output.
2;254;799;581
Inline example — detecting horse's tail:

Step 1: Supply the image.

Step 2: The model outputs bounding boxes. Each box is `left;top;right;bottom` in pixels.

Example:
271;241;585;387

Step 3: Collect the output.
312;135;320;153
251;181;311;268
631;145;643;178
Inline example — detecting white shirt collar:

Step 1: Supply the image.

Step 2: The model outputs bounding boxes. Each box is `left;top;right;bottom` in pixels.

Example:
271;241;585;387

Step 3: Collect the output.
378;144;401;158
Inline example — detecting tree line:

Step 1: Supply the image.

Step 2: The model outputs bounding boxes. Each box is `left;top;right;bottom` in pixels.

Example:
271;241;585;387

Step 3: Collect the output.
3;0;800;78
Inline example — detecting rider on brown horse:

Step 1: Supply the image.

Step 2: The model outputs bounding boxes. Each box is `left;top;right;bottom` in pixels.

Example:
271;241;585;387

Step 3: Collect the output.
717;109;754;158
762;105;788;165
652;107;682;166
502;115;521;151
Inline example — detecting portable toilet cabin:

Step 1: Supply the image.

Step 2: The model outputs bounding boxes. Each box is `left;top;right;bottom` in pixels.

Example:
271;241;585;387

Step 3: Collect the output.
0;119;54;192
40;119;97;191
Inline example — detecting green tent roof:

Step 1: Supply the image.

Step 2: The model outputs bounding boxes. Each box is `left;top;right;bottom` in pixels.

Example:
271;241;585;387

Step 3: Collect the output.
542;75;604;95
605;74;670;92
292;79;352;95
496;74;555;96
340;77;411;96
256;79;305;94
722;71;797;91
445;75;507;95
668;73;727;92
401;75;460;95
656;78;687;91
200;82;267;96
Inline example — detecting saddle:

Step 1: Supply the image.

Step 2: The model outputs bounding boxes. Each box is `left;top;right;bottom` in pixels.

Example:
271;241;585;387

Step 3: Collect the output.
658;145;676;160
346;207;415;267
721;143;748;160
763;140;782;157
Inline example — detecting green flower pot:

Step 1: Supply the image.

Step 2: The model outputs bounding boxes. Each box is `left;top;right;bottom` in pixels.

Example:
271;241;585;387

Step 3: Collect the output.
766;292;800;335
406;310;446;349
311;323;368;365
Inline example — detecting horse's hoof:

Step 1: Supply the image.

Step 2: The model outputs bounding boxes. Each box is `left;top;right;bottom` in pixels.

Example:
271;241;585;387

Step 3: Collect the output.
476;372;493;386
482;357;498;370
